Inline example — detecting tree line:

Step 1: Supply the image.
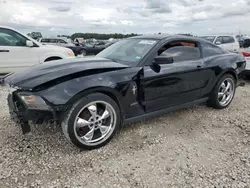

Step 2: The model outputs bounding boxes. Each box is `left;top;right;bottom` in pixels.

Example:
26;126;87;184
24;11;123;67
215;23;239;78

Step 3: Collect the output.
27;32;193;41
70;33;139;40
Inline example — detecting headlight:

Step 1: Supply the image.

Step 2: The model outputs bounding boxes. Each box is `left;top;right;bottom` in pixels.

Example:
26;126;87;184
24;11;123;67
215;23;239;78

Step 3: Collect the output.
66;50;74;57
20;95;45;105
18;93;51;110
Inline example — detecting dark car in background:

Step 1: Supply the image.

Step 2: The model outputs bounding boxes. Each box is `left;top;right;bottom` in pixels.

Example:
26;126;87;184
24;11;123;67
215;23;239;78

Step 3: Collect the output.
3;35;246;150
80;43;106;56
39;38;83;56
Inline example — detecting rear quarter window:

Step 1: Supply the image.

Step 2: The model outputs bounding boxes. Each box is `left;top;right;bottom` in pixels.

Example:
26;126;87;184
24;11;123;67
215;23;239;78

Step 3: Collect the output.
202;43;225;58
161;46;201;62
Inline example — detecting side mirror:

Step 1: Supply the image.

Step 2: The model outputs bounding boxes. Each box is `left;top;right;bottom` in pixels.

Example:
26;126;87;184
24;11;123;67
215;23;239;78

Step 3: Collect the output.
154;56;174;65
26;40;34;47
215;41;221;45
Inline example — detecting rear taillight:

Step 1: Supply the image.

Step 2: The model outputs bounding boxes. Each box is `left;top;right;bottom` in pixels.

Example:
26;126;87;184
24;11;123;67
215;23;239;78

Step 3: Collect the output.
242;51;250;57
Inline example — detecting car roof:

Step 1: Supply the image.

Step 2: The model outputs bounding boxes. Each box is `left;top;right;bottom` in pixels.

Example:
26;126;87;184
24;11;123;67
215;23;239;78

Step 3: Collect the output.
0;25;15;30
41;38;60;39
131;34;171;40
199;34;236;37
131;34;205;42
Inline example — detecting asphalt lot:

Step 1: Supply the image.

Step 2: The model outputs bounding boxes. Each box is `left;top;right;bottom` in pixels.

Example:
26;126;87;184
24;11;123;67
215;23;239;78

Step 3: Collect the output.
1;81;250;188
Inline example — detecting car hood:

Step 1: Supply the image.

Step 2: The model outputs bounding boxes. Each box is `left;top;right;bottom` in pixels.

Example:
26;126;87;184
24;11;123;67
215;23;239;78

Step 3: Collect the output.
40;44;68;50
4;57;129;90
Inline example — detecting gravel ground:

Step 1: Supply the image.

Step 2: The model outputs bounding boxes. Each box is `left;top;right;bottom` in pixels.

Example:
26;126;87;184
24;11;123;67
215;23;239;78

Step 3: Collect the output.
1;83;250;188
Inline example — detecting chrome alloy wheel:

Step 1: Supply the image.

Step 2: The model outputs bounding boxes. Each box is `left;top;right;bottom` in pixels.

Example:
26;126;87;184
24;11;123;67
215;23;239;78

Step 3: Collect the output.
218;78;235;107
74;101;116;146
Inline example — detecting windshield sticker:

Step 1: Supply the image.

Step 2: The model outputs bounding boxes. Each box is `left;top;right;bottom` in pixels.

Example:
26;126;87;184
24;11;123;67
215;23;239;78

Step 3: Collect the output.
135;56;141;60
138;40;156;45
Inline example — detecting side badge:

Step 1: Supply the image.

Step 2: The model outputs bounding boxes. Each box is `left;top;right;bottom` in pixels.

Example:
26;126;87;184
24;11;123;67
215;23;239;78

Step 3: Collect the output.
132;84;137;95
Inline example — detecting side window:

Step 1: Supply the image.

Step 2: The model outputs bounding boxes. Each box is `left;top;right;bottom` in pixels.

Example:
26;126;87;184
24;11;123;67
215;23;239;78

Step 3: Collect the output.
223;36;234;44
59;39;67;44
202;43;224;58
41;38;49;43
0;28;27;46
158;41;200;62
49;39;58;43
229;37;235;43
215;36;223;44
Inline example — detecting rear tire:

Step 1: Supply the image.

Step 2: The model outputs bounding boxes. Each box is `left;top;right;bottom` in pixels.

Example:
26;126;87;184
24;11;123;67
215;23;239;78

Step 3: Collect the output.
62;93;121;150
80;49;87;56
207;74;236;109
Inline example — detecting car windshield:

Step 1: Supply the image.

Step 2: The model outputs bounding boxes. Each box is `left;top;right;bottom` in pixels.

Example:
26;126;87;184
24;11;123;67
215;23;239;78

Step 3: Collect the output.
200;36;216;43
96;38;158;66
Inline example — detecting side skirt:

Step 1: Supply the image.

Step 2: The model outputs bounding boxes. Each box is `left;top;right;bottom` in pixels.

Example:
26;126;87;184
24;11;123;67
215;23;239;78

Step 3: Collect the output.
124;97;209;125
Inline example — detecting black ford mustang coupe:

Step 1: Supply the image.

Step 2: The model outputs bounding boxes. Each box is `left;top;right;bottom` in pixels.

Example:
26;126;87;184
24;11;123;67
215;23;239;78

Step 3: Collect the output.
2;35;246;149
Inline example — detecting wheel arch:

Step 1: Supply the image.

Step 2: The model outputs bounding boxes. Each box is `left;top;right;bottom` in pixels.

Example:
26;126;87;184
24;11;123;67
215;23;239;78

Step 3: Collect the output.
44;56;63;62
218;68;238;81
210;68;238;94
66;86;125;115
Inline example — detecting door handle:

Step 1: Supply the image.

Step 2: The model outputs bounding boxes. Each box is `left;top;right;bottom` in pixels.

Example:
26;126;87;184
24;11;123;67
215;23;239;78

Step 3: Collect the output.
197;65;202;68
0;50;9;52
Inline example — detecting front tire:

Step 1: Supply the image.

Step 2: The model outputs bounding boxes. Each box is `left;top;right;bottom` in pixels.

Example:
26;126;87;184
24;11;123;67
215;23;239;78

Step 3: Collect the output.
62;93;121;150
207;74;236;109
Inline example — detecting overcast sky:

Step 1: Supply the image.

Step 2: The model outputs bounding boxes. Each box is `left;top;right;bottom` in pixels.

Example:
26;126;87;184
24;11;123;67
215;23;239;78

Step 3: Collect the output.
0;0;250;36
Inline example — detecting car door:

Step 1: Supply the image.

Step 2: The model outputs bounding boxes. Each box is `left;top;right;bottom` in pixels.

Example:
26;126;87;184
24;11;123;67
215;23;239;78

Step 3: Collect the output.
222;36;235;52
142;41;211;113
89;44;99;54
0;28;40;74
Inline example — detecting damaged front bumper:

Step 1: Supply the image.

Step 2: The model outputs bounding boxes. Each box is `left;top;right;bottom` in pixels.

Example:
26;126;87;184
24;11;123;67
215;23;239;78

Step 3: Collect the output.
7;91;58;134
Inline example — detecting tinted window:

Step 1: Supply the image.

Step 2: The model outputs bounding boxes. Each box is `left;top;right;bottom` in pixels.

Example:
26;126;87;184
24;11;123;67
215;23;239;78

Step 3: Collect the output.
58;39;67;44
41;38;49;42
202;43;224;58
50;39;58;43
160;46;200;62
215;37;223;44
222;36;235;44
41;38;58;43
0;28;27;46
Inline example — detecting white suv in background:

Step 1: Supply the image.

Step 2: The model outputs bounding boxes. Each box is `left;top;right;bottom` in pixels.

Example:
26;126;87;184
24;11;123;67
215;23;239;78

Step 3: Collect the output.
200;35;240;52
38;38;75;47
0;26;75;74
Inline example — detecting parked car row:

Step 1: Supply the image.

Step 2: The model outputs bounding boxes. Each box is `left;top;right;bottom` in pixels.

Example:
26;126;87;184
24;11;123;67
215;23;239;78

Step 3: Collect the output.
1;27;250;76
38;38;111;56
